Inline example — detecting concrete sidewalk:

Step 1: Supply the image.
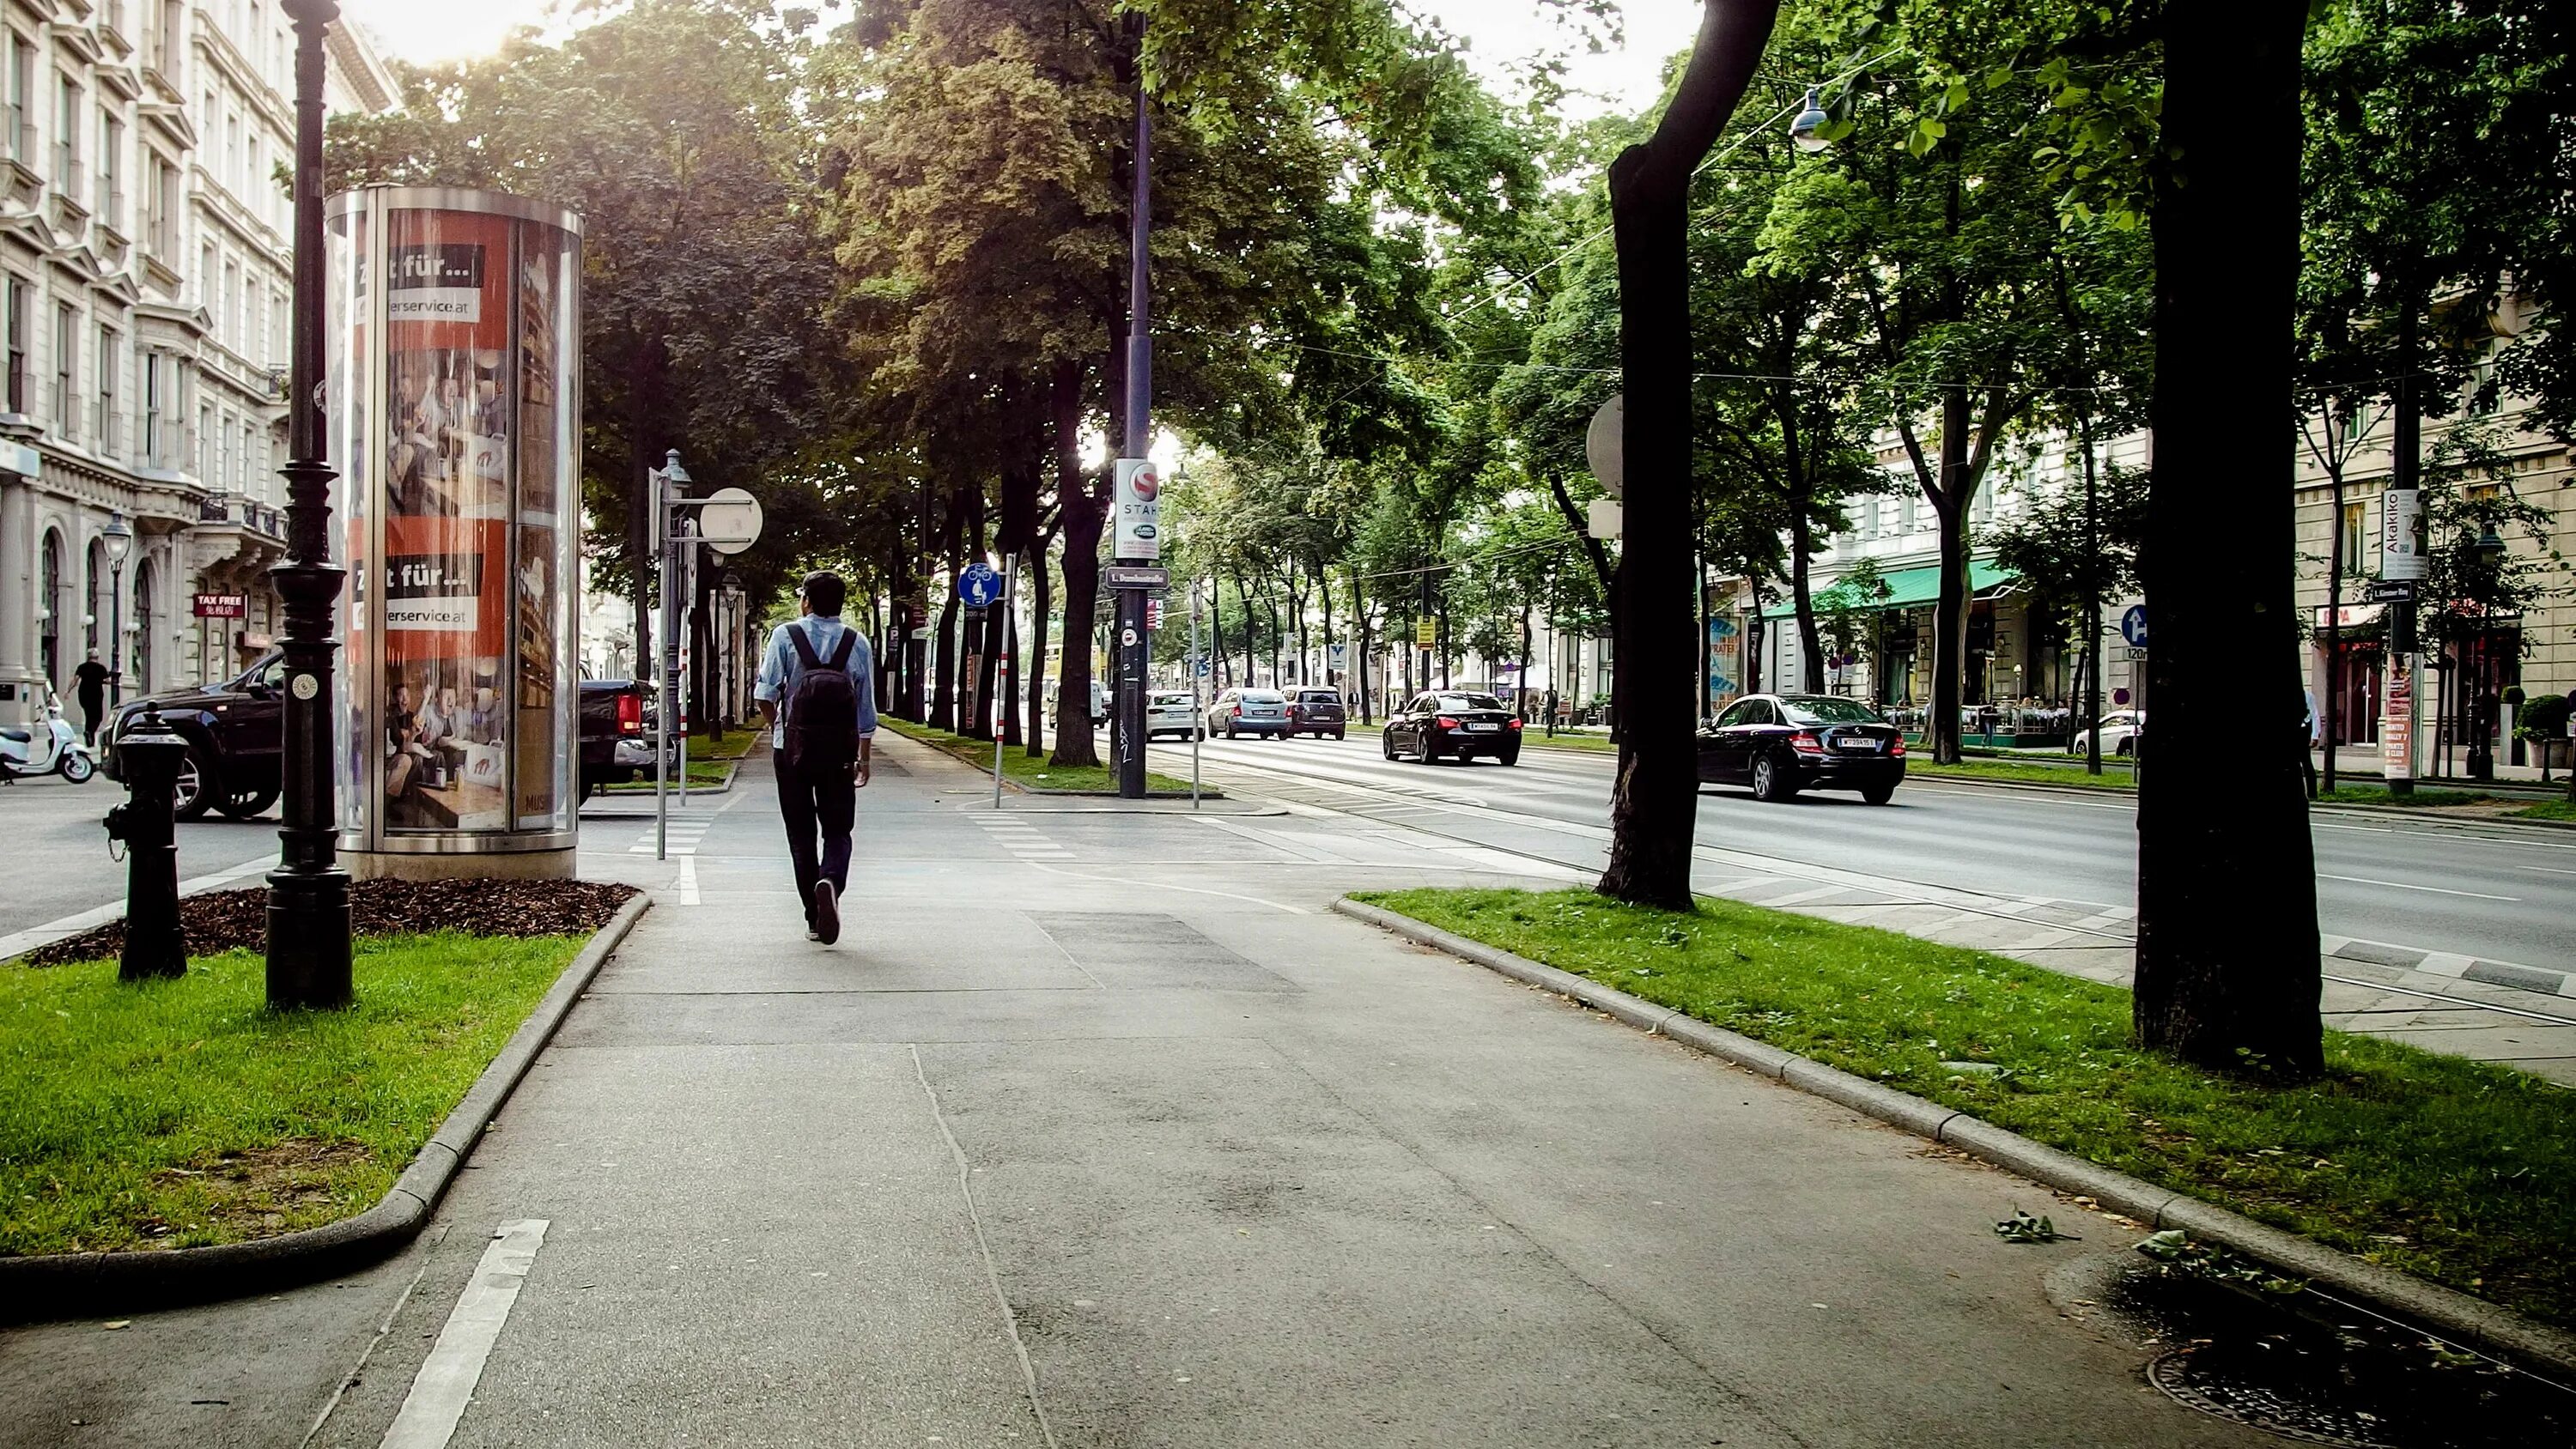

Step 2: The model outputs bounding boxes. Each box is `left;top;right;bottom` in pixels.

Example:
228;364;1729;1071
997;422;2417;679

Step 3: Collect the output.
8;732;2263;1447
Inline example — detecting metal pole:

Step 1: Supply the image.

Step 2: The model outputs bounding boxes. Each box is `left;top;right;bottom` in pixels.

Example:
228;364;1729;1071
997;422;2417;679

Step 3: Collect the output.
109;561;125;707
653;465;671;861
677;543;691;804
994;555;1012;809
1189;578;1202;809
264;0;352;1011
1110;33;1153;801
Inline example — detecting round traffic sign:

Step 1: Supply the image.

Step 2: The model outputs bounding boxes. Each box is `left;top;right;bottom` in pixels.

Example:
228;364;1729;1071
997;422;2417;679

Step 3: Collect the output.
2119;604;2148;650
696;487;764;555
1585;394;1624;500
957;561;1003;608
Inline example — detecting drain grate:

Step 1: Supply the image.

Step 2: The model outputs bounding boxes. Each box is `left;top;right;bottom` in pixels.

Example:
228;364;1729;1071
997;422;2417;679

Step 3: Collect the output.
2148;1349;2393;1448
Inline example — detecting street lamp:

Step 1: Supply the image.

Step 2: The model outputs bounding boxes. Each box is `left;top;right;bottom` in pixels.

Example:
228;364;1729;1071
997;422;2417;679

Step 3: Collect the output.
1790;89;1833;153
2466;524;2509;779
264;0;354;1011
102;512;131;706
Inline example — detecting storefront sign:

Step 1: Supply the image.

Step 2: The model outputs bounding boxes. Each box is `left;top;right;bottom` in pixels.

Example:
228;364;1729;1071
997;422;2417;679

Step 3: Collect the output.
191;593;248;618
2382;652;2415;782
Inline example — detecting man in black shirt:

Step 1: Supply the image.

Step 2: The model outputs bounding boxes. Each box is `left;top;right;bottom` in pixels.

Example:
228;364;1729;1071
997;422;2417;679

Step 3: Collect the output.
72;650;109;744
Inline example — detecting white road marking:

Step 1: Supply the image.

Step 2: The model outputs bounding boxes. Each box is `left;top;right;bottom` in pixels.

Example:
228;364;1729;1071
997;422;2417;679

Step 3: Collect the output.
677;855;700;906
2317;873;2518;901
379;1219;549;1449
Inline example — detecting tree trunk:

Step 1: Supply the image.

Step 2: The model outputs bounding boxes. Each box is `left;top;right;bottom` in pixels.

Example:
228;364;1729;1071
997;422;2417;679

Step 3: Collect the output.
1596;1;1777;908
1049;361;1105;769
1353;566;1372;721
1790;506;1824;693
625;338;665;697
2134;0;2323;1078
1927;387;1975;764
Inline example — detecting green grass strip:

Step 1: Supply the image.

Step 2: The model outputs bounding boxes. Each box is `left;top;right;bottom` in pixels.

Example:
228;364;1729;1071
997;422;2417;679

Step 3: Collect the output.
884;718;1207;795
1904;758;2138;790
1355;887;2576;1329
2;934;582;1256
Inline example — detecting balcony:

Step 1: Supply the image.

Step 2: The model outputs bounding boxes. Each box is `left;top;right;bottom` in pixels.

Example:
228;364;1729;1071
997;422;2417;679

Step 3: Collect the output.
197;491;283;540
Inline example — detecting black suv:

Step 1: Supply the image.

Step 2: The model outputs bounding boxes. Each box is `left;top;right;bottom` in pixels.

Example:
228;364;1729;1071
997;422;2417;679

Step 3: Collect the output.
104;653;289;820
1286;688;1346;739
107;654;657;821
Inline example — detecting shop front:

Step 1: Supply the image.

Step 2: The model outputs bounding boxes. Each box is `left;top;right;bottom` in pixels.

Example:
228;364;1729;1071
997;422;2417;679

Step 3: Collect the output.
329;189;583;880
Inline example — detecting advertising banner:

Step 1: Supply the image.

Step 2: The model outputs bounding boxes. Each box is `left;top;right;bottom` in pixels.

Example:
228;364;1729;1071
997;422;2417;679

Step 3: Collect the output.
1115;458;1161;561
2380;487;2427;582
2382;652;2415;782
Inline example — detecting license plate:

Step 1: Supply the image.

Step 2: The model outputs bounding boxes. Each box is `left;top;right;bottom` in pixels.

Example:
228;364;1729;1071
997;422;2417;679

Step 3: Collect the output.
1838;739;1882;752
1466;722;1498;732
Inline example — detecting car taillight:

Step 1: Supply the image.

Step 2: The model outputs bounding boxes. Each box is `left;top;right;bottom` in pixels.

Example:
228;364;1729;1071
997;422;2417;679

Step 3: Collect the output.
617;693;642;735
1789;731;1824;755
1891;738;1906;758
1507;718;1522;731
1436;715;1460;729
1232;704;1242;717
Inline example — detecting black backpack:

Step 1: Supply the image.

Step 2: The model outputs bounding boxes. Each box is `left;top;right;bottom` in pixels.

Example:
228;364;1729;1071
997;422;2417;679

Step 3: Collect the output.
781;623;861;776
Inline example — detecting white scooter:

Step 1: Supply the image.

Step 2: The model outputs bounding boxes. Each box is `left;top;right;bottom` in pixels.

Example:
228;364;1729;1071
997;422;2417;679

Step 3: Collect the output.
0;693;97;784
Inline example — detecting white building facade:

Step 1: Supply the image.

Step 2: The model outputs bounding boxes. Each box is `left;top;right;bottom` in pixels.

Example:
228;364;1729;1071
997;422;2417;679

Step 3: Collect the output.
0;0;392;729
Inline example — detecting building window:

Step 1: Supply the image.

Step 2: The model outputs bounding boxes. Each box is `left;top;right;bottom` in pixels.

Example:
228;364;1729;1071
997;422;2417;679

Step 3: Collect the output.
96;113;121;228
223;258;240;347
53;75;81;201
3;276;25;415
216;409;231;488
2340;500;2366;576
52;303;74;439
6;33;30;167
152;155;179;257
2469;354;2499;418
94;324;116;456
223;112;240;198
153;0;183;78
143;351;164;465
197;400;212;478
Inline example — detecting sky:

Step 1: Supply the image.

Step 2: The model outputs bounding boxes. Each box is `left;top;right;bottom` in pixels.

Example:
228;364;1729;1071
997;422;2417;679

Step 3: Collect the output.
337;0;1707;121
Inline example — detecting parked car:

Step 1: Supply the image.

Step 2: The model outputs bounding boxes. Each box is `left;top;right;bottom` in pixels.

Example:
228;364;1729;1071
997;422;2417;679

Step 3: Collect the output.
1206;688;1291;738
1286;688;1346;739
108;658;665;820
1697;693;1905;803
1147;690;1202;741
2069;709;2145;757
1382;690;1522;765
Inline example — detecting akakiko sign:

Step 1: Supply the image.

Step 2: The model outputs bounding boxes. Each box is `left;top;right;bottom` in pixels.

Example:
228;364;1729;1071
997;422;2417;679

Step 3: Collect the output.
2380;487;2427;582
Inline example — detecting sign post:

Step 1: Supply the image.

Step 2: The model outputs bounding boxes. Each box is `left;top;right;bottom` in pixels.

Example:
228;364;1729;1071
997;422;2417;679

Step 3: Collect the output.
2380;487;2427;796
987;558;1012;809
1188;579;1204;809
1111;460;1161;798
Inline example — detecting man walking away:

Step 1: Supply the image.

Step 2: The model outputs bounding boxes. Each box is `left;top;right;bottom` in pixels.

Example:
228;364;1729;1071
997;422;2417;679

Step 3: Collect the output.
755;571;877;944
74;650;109;744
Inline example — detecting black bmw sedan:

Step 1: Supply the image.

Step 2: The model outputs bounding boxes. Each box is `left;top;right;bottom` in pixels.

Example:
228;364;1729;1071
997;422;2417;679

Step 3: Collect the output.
1382;690;1522;765
1697;694;1905;803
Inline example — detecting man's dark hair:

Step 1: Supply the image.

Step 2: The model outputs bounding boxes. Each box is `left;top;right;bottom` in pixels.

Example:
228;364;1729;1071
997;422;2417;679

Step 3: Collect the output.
800;570;847;617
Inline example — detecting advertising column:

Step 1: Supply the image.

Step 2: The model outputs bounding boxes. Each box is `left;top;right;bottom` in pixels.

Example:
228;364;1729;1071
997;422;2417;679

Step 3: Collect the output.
331;190;582;878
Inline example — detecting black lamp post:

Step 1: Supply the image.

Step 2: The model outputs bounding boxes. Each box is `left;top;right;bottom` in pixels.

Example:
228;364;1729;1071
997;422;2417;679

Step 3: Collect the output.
102;511;131;706
2465;524;2507;781
264;0;352;1010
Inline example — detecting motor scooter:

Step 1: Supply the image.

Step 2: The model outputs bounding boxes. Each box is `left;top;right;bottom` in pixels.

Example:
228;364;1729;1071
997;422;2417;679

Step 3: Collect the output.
0;693;98;783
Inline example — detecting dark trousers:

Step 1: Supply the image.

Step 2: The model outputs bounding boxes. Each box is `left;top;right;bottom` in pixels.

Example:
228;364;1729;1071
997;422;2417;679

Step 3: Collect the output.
776;761;855;923
79;694;103;745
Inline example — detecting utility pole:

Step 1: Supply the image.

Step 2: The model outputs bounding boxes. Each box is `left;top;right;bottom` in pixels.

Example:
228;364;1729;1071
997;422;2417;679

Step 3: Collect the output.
1417;567;1433;696
264;0;352;1010
1109;26;1155;800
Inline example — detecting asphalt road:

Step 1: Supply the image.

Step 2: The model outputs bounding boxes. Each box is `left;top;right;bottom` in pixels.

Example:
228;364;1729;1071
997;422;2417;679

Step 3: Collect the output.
1136;728;2576;974
0;775;279;938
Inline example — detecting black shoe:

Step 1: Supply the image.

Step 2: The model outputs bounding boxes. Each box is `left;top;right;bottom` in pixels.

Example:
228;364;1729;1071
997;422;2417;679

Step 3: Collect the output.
813;881;840;945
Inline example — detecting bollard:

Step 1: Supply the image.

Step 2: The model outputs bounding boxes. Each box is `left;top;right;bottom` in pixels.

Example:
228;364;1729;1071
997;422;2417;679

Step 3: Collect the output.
106;706;188;981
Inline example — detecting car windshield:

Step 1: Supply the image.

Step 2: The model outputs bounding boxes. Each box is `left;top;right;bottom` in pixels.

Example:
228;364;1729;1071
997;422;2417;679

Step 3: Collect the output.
1779;696;1885;724
1435;694;1505;712
1297;691;1339;704
1151;693;1191;706
1242;692;1285;704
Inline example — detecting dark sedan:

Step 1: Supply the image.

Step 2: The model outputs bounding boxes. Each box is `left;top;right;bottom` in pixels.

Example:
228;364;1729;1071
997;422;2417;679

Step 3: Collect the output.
1287;688;1346;739
1382;690;1522;765
1698;694;1905;803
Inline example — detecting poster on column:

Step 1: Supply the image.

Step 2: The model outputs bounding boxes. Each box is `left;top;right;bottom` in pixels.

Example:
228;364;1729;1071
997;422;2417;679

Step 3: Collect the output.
382;209;514;833
513;227;571;829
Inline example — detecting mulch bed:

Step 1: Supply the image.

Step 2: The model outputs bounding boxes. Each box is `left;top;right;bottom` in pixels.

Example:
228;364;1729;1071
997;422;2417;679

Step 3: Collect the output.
16;878;639;967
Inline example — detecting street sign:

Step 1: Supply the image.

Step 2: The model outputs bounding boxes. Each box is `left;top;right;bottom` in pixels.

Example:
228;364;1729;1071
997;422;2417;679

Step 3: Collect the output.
1328;643;1347;668
1585;394;1624;500
1413;619;1437;648
192;593;247;618
957;561;1003;608
1120;627;1139;648
1194;656;1211;677
2113;688;2131;706
1115;458;1162;560
1105;565;1168;590
1588;498;1622;540
696;487;764;556
2364;579;2415;604
2119;604;2148;649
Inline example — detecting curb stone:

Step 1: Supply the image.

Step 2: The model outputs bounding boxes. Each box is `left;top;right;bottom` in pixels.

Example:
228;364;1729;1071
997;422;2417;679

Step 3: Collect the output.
0;892;652;1324
1331;895;2576;1379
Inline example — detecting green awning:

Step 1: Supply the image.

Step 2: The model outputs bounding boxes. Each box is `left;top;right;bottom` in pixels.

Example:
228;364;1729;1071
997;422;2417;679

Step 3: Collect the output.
1761;561;2015;619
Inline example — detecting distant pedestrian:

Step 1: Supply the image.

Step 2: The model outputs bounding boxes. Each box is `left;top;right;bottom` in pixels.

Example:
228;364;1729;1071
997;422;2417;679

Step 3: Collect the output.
73;650;109;743
2301;687;2321;799
755;571;877;945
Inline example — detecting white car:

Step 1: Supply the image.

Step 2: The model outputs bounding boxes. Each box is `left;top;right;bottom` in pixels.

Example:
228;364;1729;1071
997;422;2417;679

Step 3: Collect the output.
2071;710;2145;756
1147;690;1202;741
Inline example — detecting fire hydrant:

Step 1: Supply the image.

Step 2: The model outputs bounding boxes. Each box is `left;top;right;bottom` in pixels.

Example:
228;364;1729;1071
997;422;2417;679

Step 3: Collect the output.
105;706;187;981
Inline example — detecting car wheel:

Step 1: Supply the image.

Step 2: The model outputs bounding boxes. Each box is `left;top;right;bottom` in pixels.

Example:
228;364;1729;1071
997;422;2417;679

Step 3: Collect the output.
1861;781;1897;806
2115;737;2135;756
172;744;216;822
1751;754;1795;803
1381;731;1397;760
58;751;96;783
1497;744;1520;767
1226;726;1239;740
217;783;281;820
1418;736;1439;764
1333;731;1345;741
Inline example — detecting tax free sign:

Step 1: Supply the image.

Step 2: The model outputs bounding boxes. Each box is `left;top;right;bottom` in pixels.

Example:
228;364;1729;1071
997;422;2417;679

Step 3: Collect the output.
1115;459;1162;561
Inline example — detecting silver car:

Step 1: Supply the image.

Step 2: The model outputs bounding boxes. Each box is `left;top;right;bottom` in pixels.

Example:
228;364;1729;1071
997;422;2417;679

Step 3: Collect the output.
1206;688;1290;738
1147;690;1202;740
